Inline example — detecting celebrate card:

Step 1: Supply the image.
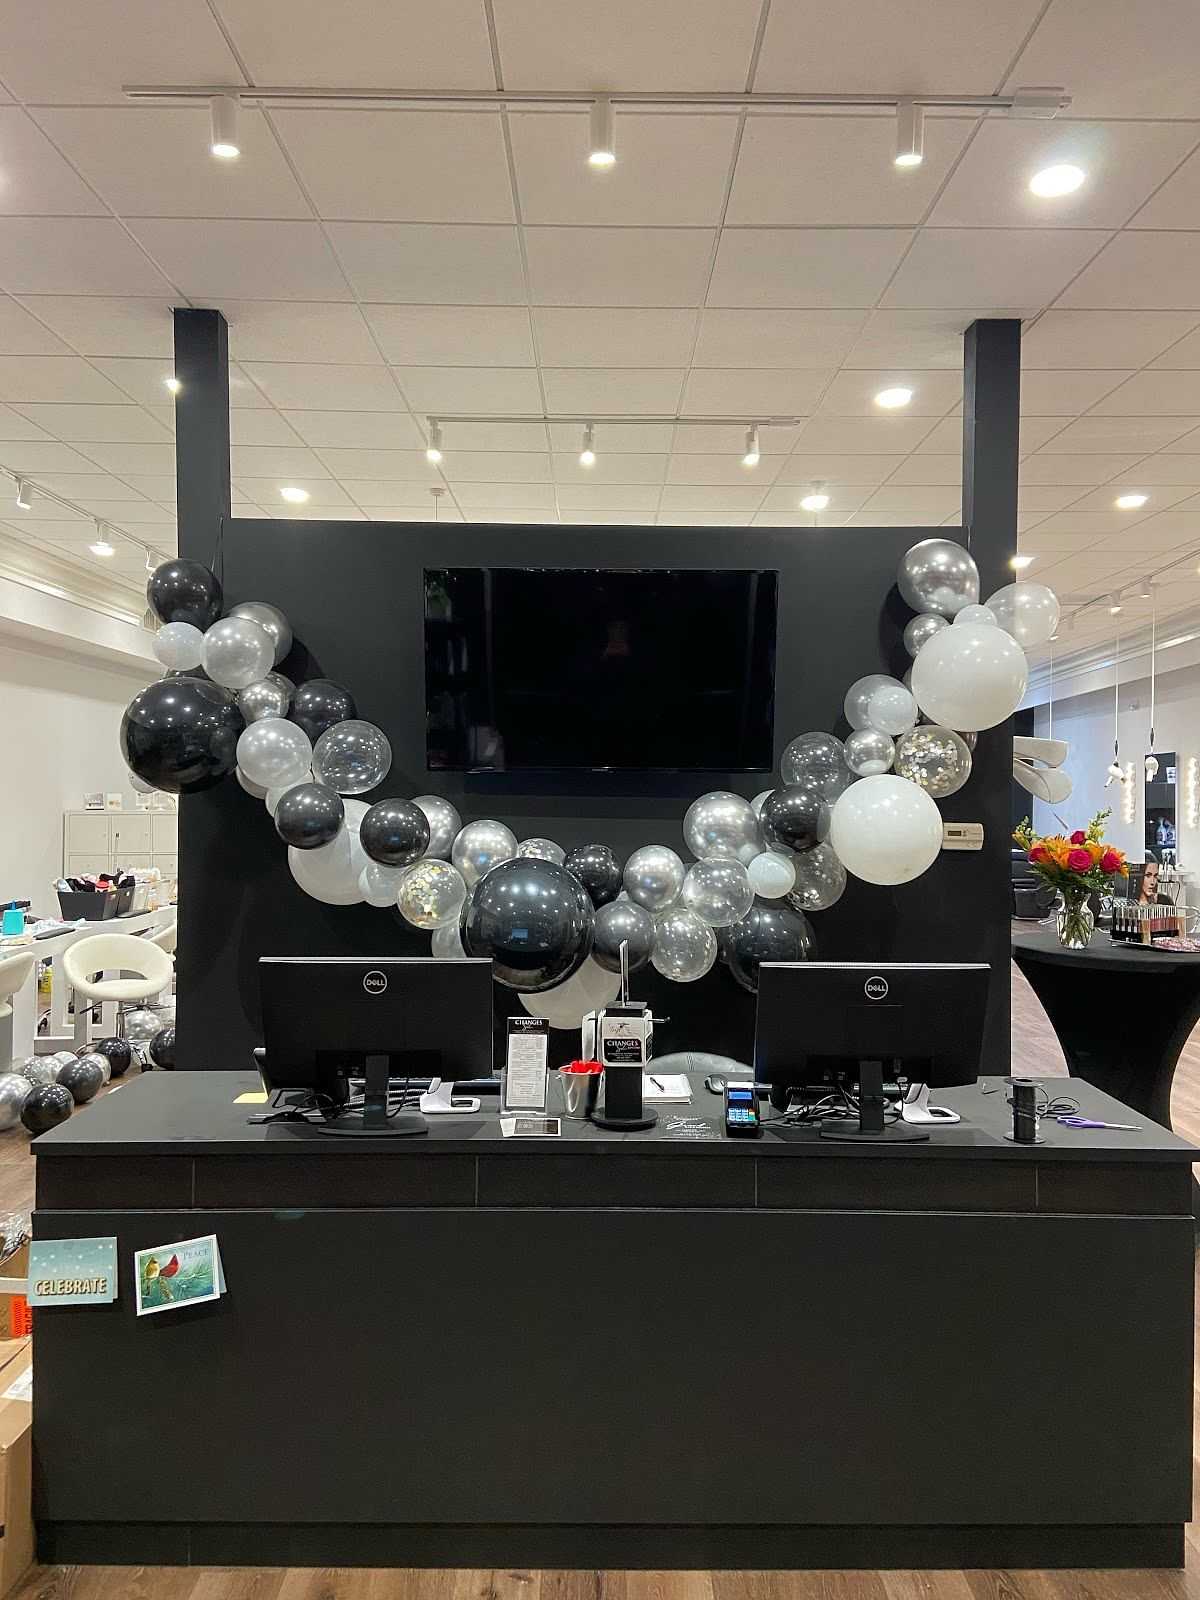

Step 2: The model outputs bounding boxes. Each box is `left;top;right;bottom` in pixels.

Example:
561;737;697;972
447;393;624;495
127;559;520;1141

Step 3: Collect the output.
134;1235;225;1316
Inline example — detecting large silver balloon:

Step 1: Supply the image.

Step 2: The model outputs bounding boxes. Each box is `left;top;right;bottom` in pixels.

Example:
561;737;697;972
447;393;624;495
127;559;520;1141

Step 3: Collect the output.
623;844;685;913
237;717;312;790
845;727;894;776
844;673;901;731
651;908;717;983
780;732;852;800
681;859;754;928
451;819;517;888
897;538;980;618
398;859;468;929
866;682;918;737
152;621;205;672
787;842;848;912
894;724;973;799
902;613;948;658
516;837;565;864
683;791;762;864
124;1008;162;1045
0;1073;30;1130
238;678;291;723
984;581;1060;648
202;615;274;691
746;851;796;899
228;600;292;666
17;1056;56;1089
592;898;656;974
266;670;295;708
312;719;392;796
412;795;461;860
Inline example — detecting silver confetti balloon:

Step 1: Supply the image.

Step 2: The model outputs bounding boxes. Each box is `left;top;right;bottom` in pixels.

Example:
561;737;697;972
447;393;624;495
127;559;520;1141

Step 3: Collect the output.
894;724;973;799
237;677;291;723
787;842;847;912
516;838;566;864
780;732;853;800
17;1057;56;1088
312;719;392;796
683;791;762;864
651;908;717;983
897;538;980;618
228;600;292;666
680;859;755;928
124;1008;162;1044
844;673;901;731
412;795;461;860
451;820;517;888
902;613;949;657
845;727;895;776
0;1073;30;1130
398;859;468;929
623;844;686;913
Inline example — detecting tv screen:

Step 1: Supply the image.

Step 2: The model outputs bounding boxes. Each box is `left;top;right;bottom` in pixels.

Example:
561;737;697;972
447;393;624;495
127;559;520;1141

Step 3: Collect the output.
424;567;778;772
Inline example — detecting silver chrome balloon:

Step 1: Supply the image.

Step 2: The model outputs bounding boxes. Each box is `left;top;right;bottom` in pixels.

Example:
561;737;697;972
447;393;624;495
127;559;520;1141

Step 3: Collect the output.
845;727;895;777
897;537;980;618
683;791;761;864
623;844;686;914
902;613;948;657
238;677;291;723
412;795;461;860
516;837;566;864
237;717;312;790
17;1056;56;1088
0;1073;30;1130
124;1008;162;1044
228;600;292;666
201;615;274;690
894;724;973;799
451;819;517;888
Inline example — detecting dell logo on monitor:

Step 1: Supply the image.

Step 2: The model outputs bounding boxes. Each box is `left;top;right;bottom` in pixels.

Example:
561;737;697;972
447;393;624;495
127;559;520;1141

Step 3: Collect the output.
362;970;388;996
863;975;889;1001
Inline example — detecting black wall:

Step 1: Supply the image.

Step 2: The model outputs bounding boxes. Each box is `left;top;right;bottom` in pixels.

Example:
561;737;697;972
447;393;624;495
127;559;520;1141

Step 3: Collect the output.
175;520;1014;1074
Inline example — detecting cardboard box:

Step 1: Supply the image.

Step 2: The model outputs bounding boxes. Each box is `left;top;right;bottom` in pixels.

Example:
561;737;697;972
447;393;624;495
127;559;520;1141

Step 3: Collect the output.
0;1341;33;1597
0;1249;30;1342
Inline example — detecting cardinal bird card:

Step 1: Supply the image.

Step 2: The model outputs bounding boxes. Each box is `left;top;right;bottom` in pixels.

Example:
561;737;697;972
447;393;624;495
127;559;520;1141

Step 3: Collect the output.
134;1235;225;1316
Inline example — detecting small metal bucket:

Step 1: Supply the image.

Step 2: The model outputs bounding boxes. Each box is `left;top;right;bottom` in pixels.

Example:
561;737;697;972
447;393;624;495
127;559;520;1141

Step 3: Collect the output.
558;1070;601;1119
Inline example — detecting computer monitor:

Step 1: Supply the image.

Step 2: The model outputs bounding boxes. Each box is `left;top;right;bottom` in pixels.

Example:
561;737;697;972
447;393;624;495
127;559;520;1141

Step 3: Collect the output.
753;961;989;1143
259;956;494;1137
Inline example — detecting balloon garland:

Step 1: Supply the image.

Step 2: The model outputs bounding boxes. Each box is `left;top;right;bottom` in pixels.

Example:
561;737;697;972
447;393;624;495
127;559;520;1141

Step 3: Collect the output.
123;545;1059;1026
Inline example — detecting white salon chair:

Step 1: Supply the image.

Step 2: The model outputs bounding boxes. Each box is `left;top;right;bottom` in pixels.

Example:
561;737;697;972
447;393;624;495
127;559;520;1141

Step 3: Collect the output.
148;921;177;956
0;951;35;1071
62;933;174;1044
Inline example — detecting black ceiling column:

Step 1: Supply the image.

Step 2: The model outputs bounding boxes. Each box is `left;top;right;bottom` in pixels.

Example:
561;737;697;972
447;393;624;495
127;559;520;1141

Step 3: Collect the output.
173;308;231;569
962;317;1020;598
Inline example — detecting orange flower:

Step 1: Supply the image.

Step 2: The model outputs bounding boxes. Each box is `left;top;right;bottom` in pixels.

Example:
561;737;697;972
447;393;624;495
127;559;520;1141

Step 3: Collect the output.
1088;842;1104;863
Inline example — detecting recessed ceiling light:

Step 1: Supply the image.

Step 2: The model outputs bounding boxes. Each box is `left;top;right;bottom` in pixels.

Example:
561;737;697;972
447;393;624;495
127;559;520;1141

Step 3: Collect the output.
1114;492;1148;510
874;386;913;409
588;96;616;168
425;418;443;464
279;485;309;504
799;489;830;512
210;94;240;160
1029;163;1085;198
164;375;182;395
579;422;596;467
894;98;924;168
741;424;760;468
1010;554;1035;571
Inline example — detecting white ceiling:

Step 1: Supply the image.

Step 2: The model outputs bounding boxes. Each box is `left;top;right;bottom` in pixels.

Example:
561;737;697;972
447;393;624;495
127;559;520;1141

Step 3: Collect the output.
0;0;1197;658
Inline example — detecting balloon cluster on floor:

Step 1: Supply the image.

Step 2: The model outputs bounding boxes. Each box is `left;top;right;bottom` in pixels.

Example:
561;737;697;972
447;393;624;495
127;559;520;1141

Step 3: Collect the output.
0;1037;135;1135
121;545;1057;1029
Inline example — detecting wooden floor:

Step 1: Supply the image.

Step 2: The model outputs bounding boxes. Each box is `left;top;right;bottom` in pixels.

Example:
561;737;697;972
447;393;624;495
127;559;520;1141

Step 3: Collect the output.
8;967;1200;1599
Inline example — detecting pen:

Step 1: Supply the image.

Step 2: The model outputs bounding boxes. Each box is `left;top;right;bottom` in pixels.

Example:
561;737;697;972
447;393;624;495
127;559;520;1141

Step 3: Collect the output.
650;1075;664;1090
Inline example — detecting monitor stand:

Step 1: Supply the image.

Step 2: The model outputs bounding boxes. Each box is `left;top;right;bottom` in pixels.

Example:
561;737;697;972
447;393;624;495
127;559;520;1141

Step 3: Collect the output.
318;1054;428;1137
419;1078;482;1115
818;1059;929;1143
900;1081;961;1125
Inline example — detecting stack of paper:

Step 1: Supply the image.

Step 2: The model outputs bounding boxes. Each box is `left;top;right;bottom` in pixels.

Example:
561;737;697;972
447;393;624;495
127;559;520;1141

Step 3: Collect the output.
643;1073;692;1103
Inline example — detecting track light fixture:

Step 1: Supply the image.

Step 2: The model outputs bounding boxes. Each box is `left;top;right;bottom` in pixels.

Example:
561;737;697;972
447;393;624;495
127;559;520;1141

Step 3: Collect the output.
425;419;443;464
210;93;240;160
742;425;760;468
588;96;616;168
579;422;596;467
894;98;924;167
14;478;31;512
90;520;114;558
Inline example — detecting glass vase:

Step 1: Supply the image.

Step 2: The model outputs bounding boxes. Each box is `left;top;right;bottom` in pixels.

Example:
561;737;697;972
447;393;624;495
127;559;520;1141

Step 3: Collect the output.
1056;885;1095;950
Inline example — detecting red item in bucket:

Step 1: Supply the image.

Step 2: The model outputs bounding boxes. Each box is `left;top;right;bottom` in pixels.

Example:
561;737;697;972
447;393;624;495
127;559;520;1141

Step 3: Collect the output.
563;1060;602;1074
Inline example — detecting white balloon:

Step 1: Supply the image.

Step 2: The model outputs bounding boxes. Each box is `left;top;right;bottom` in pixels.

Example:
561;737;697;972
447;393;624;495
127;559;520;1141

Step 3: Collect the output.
202;616;274;691
865;683;917;737
431;921;467;959
910;623;1029;732
153;621;204;671
520;958;621;1030
747;851;796;899
236;767;268;800
954;604;997;627
844;673;901;731
359;861;407;908
237;717;313;789
984;582;1060;648
829;775;944;887
287;799;368;905
750;790;773;817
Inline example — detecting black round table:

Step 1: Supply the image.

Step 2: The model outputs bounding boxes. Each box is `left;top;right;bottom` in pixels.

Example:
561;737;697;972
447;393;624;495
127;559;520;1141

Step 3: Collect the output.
1012;926;1200;1131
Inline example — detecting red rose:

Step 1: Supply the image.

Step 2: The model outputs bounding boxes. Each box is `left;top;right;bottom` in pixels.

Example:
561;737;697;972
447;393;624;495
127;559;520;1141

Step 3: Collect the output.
1070;830;1087;845
1028;845;1048;864
1066;847;1092;872
1100;849;1122;874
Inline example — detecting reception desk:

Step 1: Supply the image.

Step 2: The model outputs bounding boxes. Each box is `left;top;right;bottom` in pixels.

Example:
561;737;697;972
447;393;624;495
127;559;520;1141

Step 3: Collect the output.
31;1070;1197;1570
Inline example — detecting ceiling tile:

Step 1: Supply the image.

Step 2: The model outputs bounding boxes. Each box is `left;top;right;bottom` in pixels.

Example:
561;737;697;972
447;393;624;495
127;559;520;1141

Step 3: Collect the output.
863;485;962;518
242;363;403;411
457;508;556;523
13;404;171;445
525;227;716;307
339;477;442;505
1017;418;1073;453
454;483;558;511
394;367;543;414
36;107;309;219
1037;415;1200;453
361;498;462;516
693;310;865;370
1092;370;1200;415
1019;452;1143;486
0;109;107;216
87;357;264;409
534;308;696;369
228;410;303;448
1059;234;1200;310
559;509;656;525
442;421;548;451
275;110;514;224
493;0;761;90
658;484;765;513
550;421;674;452
913;417;965;455
77;441;176;476
682;369;830;416
128;220;351;302
1150;326;1200;369
0;298;72;358
666;454;783;487
757;0;1044;94
434;452;552;484
844;310;994;371
1021;309;1199;369
0;405;52;441
1057;485;1194;516
554;484;662;512
119;476;179;502
234;477;355;508
366;306;534;367
328;223;526;303
1124;510;1200;545
728;115;970;227
542;368;685;414
229;446;329;480
657;510;754;526
511;112;737;227
284;411;426;451
1111;454;1200;485
1017;485;1090;514
0;219;173;296
775;455;904;486
817;369;960;417
794;414;937;454
931;120;1197;230
1131;147;1200;230
223;303;381;365
671;421;804;454
0;357;127;404
883;230;1109;311
887;456;962;486
14;296;174;360
1020;370;1134;414
308;450;439;483
550;451;667;485
0;441;100;473
842;511;944;527
266;502;366;520
758;484;870;513
1006;0;1200;117
753;511;854;529
708;229;911;309
1028;511;1154;537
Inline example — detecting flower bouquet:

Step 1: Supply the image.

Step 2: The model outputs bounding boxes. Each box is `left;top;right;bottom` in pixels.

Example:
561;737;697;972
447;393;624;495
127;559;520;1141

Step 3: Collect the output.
1013;809;1127;949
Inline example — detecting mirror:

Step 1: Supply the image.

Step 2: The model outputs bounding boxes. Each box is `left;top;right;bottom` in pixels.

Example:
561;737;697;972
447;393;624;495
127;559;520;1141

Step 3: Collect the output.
1144;750;1177;867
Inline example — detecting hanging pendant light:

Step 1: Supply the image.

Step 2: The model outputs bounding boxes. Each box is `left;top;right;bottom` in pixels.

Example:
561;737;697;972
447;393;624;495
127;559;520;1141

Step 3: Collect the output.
1145;597;1159;782
1105;634;1123;786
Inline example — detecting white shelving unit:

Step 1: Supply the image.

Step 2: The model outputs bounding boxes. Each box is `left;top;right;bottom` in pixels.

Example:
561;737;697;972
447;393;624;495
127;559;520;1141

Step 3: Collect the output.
63;810;177;881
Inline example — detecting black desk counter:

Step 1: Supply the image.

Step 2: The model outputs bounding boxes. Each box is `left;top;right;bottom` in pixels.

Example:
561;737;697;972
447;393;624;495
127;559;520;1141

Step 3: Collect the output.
31;1071;1198;1571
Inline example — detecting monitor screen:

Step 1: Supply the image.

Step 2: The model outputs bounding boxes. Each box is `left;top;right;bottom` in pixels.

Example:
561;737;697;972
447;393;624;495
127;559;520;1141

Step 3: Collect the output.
424;567;778;772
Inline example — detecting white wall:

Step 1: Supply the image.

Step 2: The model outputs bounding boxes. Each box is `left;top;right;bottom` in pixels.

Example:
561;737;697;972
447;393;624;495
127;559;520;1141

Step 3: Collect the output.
0;637;154;916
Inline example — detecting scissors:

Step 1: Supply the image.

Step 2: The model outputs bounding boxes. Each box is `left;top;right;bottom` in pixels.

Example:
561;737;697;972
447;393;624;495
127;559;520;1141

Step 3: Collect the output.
1055;1115;1141;1130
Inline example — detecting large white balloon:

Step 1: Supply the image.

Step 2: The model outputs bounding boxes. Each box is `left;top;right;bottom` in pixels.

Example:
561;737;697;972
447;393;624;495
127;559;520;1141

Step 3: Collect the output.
287;799;368;905
844;673;901;731
829;775;944;887
909;623;1029;732
984;582;1060;648
520;958;621;1030
866;683;918;737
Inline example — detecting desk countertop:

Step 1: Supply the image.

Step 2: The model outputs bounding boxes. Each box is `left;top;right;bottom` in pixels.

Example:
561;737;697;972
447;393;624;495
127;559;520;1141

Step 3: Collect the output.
31;1068;1200;1165
1012;924;1200;973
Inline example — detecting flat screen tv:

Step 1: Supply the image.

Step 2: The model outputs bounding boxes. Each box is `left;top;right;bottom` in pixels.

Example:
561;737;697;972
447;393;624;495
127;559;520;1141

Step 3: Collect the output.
424;567;778;772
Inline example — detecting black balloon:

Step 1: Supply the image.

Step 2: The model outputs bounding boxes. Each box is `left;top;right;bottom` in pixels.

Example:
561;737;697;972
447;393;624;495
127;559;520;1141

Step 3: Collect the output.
724;899;816;995
93;1037;133;1078
462;857;594;992
121;676;244;796
760;783;829;855
57;1057;104;1104
274;782;345;850
146;558;223;630
563;844;623;908
290;679;357;742
21;1083;73;1134
360;799;430;867
592;898;655;974
148;1027;176;1070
